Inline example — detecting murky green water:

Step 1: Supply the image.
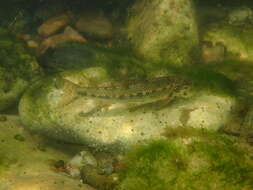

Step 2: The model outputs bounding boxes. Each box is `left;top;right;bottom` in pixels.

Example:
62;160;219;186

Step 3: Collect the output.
2;0;253;190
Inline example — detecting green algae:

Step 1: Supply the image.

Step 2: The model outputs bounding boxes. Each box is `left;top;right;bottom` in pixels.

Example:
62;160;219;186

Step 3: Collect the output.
0;28;42;111
116;129;253;190
19;76;58;122
0;29;42;81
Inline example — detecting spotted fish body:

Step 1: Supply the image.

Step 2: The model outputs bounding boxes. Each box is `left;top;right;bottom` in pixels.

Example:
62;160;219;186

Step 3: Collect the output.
76;76;193;104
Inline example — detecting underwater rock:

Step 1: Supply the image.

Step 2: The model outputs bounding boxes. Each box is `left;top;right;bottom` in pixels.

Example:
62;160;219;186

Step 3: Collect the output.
39;26;87;55
0;78;28;112
201;41;226;64
66;150;98;178
0;29;43;111
95;152;114;175
127;0;199;66
19;67;235;153
81;165;117;190
203;24;253;62
75;11;113;40
65;150;117;189
243;105;253;131
38;14;71;37
224;103;253;139
228;7;253;26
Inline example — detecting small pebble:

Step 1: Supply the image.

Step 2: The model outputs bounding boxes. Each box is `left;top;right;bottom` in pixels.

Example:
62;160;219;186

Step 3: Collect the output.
14;134;25;142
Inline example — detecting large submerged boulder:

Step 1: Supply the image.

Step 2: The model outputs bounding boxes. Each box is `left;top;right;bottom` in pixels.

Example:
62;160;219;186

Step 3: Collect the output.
127;0;200;66
19;67;235;153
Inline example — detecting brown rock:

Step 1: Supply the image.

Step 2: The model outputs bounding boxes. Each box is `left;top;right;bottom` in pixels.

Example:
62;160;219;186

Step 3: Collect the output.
39;26;87;55
38;14;71;37
81;165;116;190
75;12;113;40
16;34;31;41
201;42;226;64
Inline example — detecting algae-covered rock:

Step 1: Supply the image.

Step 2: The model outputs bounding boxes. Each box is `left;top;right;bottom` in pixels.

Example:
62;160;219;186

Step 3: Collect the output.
203;24;253;62
228;7;253;26
0;29;42;111
19;67;236;153
127;0;199;66
116;132;253;190
38;14;71;37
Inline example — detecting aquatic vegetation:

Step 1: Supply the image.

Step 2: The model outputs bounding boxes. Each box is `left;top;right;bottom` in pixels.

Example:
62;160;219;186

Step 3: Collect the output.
0;28;42;111
0;28;42;81
116;130;253;190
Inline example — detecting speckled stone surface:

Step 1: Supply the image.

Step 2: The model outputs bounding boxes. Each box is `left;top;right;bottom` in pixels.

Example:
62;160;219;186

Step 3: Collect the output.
19;68;235;152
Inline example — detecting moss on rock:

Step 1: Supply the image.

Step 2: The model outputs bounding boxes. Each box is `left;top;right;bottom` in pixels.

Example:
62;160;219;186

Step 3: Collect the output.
0;28;42;111
117;129;253;190
127;0;200;66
